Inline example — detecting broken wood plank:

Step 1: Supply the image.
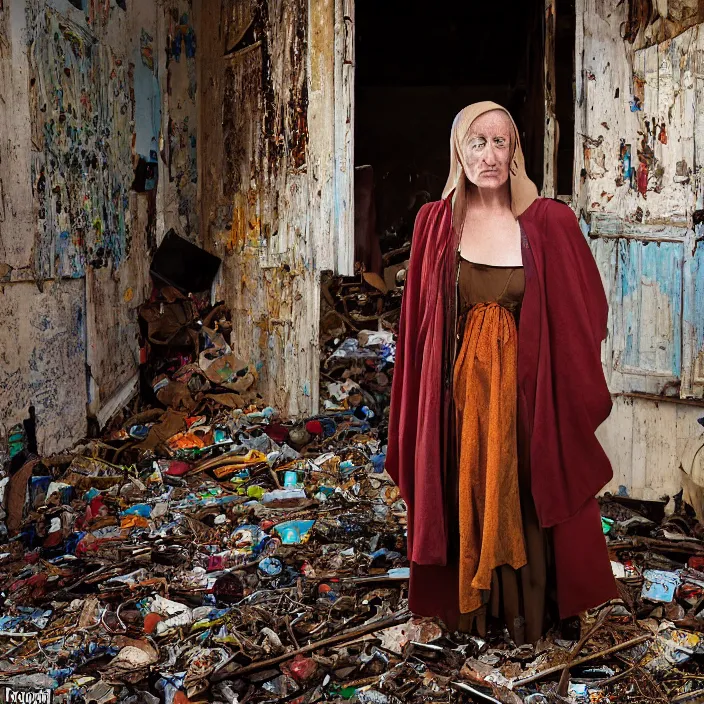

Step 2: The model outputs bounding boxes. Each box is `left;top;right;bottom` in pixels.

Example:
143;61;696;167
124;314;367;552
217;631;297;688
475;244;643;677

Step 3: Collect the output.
672;687;704;703
542;0;557;198
614;391;704;409
609;536;704;555
513;634;652;686
212;609;410;681
557;607;613;696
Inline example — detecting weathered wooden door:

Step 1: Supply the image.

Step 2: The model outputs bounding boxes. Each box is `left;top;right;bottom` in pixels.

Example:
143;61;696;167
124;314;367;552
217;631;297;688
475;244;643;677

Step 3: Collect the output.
574;0;704;499
199;0;355;417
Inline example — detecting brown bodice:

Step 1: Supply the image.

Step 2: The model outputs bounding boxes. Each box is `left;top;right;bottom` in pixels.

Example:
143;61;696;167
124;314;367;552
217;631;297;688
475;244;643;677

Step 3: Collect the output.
458;259;525;315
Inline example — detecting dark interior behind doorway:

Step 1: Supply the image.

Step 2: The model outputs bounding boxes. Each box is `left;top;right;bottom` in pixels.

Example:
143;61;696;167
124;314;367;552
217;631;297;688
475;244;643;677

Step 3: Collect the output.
355;0;547;248
555;0;576;197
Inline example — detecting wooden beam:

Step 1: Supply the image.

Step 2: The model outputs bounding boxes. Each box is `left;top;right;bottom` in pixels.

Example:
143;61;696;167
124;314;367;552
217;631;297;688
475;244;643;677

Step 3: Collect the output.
613;391;704;409
333;0;355;276
543;0;558;198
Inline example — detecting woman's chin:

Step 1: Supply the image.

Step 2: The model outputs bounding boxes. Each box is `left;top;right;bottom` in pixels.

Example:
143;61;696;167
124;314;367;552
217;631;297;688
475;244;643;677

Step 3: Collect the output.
475;176;508;190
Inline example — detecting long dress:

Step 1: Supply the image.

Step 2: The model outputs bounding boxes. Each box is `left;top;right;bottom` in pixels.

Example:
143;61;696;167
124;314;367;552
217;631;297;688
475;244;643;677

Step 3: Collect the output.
397;199;619;638
452;258;550;645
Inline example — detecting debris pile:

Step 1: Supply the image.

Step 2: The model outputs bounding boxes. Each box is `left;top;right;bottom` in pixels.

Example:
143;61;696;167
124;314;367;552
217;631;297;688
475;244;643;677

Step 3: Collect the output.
319;261;405;424
0;277;418;704
2;245;704;702
6;405;704;704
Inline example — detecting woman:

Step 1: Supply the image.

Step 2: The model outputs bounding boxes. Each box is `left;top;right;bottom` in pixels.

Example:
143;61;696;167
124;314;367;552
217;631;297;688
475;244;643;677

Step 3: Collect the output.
386;102;618;644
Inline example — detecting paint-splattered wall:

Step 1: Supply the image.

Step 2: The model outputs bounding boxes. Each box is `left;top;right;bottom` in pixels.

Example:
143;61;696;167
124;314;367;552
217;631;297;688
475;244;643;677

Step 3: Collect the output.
2;0;344;449
0;281;87;451
160;1;199;241
28;5;134;279
0;0;178;452
574;0;704;501
575;0;704;397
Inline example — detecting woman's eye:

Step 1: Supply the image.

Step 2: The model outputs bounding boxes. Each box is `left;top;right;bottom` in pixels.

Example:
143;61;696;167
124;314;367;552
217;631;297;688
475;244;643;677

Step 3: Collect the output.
472;141;485;150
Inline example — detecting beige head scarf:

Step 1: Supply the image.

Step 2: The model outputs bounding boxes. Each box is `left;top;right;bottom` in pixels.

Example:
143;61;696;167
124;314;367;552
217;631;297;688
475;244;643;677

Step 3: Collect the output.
442;102;538;229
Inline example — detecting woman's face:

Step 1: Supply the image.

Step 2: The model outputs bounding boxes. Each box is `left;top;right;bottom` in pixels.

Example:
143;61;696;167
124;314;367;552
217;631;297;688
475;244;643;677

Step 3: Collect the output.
461;110;514;190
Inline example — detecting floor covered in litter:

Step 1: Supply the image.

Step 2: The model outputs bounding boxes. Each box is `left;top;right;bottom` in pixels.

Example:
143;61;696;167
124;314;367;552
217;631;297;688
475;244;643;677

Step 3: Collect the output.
2;284;704;704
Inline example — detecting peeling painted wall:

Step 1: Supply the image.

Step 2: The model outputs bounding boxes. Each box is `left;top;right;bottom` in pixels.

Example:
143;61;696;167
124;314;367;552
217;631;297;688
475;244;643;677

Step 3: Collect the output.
576;1;703;397
0;280;87;452
0;0;178;452
27;3;133;279
199;0;353;417
159;0;199;241
576;0;704;499
3;0;335;450
622;0;704;50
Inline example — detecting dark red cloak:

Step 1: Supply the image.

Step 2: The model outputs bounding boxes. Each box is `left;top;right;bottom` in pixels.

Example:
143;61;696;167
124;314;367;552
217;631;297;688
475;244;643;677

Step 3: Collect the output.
386;195;617;621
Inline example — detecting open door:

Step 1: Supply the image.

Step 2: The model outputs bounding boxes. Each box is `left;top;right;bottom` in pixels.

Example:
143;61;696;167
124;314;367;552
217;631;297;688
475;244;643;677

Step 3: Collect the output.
199;0;355;416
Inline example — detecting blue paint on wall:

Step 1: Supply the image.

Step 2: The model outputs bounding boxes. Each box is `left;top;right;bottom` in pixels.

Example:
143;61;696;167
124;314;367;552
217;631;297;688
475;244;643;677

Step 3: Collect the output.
579;214;591;238
618;239;682;375
31;9;135;275
168;14;196;62
134;33;161;173
684;239;704;370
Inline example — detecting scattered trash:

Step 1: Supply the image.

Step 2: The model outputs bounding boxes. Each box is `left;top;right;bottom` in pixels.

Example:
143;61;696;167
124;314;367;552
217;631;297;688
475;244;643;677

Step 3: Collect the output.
642;569;681;603
3;271;704;703
150;229;222;294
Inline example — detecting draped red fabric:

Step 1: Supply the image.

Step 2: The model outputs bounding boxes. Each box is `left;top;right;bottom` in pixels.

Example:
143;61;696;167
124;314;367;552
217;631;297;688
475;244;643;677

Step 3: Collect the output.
386;199;456;566
386;194;617;618
518;198;614;527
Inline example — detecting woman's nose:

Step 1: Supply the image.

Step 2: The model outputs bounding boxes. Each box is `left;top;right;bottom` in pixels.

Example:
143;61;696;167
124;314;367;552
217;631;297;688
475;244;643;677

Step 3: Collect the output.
483;144;497;165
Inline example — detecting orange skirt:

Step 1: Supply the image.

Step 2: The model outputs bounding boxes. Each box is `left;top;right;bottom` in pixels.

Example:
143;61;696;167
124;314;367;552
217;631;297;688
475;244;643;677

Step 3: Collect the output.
453;302;527;613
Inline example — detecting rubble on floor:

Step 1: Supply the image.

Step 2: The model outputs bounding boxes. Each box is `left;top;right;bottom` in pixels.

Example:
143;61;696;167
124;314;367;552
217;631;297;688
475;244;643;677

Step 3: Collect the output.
2;279;704;703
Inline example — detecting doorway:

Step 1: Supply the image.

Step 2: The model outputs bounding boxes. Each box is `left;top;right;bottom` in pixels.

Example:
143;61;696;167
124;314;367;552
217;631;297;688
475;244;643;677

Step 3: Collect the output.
354;0;549;248
318;0;577;416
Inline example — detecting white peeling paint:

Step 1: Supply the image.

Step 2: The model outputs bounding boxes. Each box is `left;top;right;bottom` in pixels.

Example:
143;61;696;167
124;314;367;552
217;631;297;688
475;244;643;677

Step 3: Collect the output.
576;0;704;504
